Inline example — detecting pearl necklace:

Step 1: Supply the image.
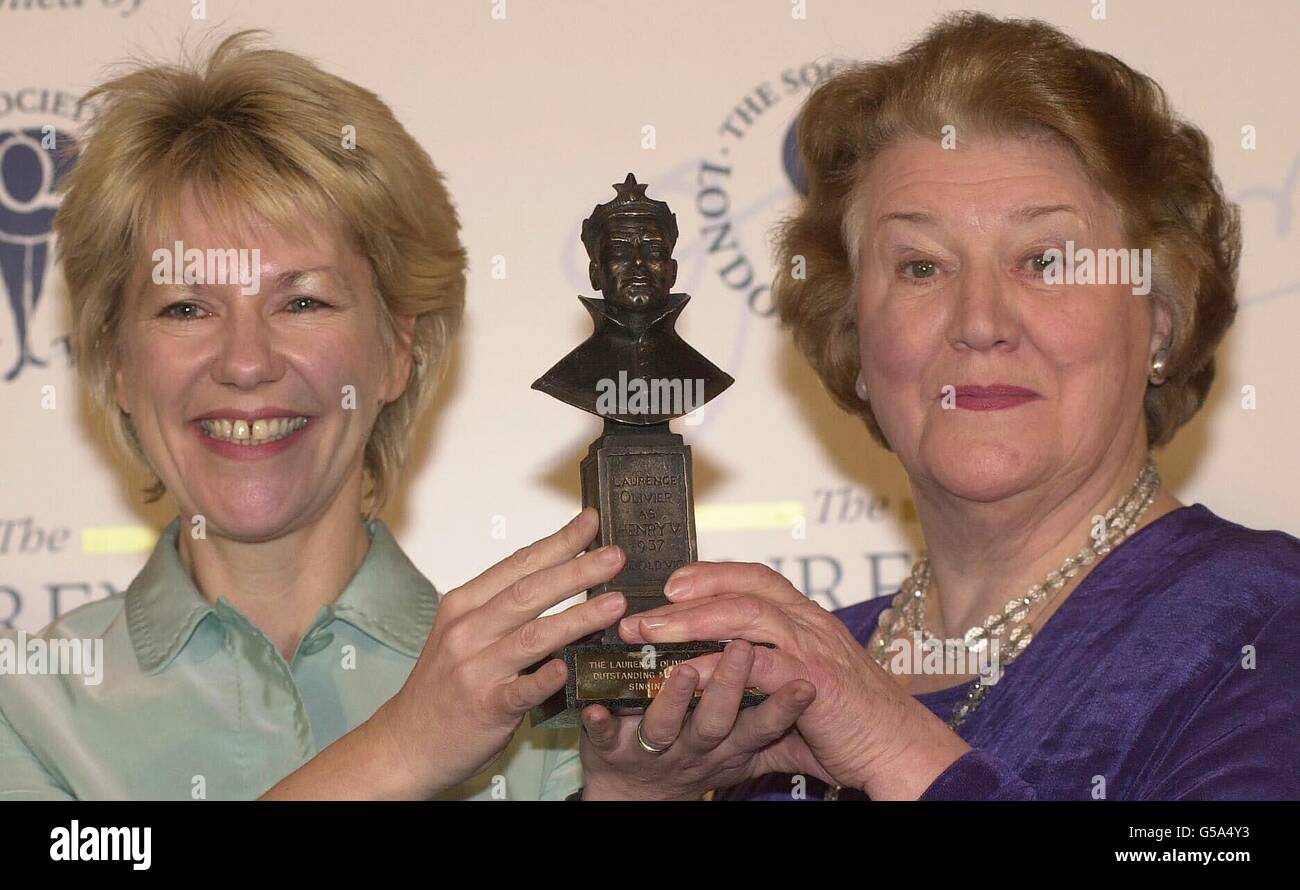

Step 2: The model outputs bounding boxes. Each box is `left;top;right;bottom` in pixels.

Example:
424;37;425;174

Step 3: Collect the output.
869;456;1161;730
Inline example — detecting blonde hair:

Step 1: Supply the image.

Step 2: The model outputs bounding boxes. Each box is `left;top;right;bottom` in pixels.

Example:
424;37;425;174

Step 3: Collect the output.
775;12;1240;450
55;30;466;517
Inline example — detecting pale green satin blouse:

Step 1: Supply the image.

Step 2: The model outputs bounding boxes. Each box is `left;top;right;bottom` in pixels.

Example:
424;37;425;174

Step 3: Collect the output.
0;517;580;800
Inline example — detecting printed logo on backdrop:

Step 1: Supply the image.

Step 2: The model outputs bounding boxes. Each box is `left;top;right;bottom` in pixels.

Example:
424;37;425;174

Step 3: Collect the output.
1;87;94;634
0;125;74;381
0;88;89;381
695;59;846;318
693;61;918;610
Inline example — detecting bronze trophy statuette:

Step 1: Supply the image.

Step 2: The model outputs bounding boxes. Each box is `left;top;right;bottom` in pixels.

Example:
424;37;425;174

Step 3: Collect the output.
529;173;765;729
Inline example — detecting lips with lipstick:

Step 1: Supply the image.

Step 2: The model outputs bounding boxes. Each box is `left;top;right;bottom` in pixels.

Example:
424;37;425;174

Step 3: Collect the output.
952;384;1042;410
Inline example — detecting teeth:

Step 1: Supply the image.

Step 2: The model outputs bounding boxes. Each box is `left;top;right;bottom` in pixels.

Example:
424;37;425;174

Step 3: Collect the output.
199;416;308;445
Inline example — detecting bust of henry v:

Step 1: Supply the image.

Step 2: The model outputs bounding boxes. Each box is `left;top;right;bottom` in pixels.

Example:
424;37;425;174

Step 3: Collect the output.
533;173;734;426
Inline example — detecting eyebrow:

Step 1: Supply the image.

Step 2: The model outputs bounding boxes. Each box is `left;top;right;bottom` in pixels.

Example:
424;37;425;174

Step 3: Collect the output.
161;266;350;298
276;267;340;288
877;204;1084;226
281;266;360;301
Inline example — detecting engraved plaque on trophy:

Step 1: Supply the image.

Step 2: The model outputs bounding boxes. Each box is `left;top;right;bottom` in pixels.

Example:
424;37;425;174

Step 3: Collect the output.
529;174;765;728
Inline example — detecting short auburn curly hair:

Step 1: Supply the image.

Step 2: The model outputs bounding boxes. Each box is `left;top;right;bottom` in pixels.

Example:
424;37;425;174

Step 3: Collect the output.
775;12;1240;451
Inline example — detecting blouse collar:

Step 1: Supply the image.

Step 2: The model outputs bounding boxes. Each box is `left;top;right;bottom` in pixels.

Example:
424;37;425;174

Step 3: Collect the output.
125;515;439;674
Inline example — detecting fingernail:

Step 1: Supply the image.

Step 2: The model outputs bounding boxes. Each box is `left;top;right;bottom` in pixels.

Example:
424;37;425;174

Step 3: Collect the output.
640;617;667;630
598;545;623;566
664;570;693;599
619;618;640;636
793;684;814;705
726;639;752;659
597;592;625;613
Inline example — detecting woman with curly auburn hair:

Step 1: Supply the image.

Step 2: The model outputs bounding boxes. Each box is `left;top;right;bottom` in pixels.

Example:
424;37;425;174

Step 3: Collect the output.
575;12;1300;800
0;32;636;800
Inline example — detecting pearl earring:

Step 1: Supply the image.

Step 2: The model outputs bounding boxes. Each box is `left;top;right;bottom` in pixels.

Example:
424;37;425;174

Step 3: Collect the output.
1149;348;1169;385
855;371;869;402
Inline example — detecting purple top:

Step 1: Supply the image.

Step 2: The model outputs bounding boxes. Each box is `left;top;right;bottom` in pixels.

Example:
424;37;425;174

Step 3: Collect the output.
718;503;1300;800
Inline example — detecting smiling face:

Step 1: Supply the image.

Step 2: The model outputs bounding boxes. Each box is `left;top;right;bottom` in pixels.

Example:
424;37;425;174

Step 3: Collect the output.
591;218;677;312
113;187;411;541
853;135;1170;504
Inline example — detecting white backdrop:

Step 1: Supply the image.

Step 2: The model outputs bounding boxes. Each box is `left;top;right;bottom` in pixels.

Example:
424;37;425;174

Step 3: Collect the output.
2;0;1298;634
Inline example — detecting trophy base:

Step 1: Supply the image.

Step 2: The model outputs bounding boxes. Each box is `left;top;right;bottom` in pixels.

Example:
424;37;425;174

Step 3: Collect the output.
529;640;767;729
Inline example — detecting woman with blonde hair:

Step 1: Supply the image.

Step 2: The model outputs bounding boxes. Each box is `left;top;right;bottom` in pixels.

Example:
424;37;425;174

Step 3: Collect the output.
0;32;643;800
576;12;1300;800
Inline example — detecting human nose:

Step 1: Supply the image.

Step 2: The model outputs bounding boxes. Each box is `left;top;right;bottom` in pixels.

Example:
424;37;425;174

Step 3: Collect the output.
211;304;284;389
945;260;1020;353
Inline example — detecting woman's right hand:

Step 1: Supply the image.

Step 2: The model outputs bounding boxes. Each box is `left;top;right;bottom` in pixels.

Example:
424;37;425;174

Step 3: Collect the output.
369;507;626;797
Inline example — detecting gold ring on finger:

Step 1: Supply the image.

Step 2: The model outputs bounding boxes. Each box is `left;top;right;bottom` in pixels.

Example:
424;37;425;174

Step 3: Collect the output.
636;719;672;754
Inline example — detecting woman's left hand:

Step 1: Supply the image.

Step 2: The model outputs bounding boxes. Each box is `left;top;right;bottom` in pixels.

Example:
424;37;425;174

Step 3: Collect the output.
578;639;833;800
617;563;973;799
